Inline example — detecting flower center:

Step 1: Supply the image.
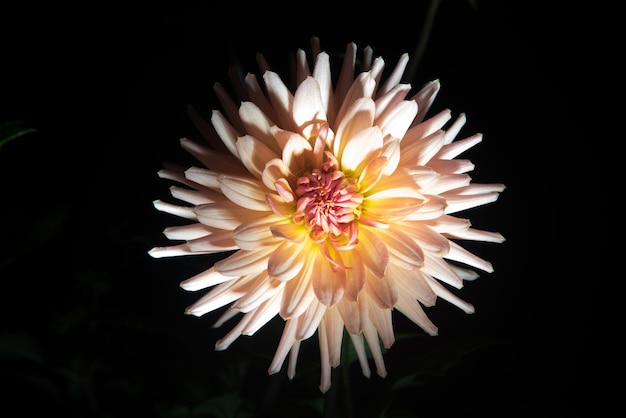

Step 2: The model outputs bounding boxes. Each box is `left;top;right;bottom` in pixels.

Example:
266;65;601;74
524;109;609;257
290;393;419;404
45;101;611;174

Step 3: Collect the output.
293;155;363;251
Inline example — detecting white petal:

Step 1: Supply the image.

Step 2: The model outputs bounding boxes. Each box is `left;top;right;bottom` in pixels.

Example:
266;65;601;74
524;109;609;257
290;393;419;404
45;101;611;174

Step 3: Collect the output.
340;126;383;174
210;110;240;158
214;246;277;276
239;101;280;154
180;267;236;291
293;77;327;131
152;200;197;221
236;135;280;180
218;175;271;211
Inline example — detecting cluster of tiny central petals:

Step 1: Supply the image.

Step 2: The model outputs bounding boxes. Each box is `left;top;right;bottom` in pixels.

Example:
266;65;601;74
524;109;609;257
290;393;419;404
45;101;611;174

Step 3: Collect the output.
293;156;362;250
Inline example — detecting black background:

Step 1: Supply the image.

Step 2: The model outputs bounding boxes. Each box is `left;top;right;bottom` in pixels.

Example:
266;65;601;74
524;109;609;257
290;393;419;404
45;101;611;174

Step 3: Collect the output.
0;1;605;417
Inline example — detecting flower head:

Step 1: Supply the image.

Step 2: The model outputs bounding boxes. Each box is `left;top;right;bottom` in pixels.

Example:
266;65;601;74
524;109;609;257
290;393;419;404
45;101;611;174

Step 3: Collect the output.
149;37;505;392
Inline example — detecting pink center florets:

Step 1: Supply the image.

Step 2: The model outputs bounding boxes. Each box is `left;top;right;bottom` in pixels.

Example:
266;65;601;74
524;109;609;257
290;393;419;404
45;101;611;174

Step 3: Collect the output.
293;155;363;251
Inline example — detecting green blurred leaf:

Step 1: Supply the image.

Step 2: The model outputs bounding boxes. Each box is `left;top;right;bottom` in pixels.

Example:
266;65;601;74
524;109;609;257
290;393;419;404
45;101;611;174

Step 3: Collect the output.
0;120;37;150
0;332;45;364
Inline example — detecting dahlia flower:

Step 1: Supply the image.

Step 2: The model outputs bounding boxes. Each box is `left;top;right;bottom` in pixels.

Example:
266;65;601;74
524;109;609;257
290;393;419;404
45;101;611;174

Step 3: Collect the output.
149;37;505;392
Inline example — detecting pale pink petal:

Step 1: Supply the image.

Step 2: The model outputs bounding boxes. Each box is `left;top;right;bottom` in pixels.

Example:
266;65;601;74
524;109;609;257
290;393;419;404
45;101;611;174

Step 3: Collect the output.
280;256;315;318
366;297;395;349
421;251;463;289
375;100;418;141
357;227;389;279
232;275;283;313
445;240;495;273
180;266;236;291
215;313;251;350
380;136;401;176
261;158;293;191
268;318;298;375
152;200;197;221
427;158;475;174
395;290;439;336
185;281;242;317
401;130;445;167
424;173;471;195
312;52;334;123
268;240;309;282
402;194;447;221
437;133;483;160
194;201;258;230
169;185;223;205
445;227;506;243
358;156;389;194
187;230;238;253
333;96;375;159
163;223;215;241
348;333;372;378
295;49;311;85
395;221;450;254
236;135;281;180
183;167;221;190
443;112;467;145
243;73;277;122
390;264;437;307
410;79;441;125
336;297;366;335
443;191;503;214
340;126;383;174
242;292;282;335
147;244;193;258
218;175;271;211
317;318;332;393
324;307;345;367
378;53;409;96
282;133;313;176
404;108;451;143
424;274;475;314
239;101;281;153
293;77;327;131
295;299;327;340
232;214;286;250
263;71;297;132
364;268;398;309
214;246;277;276
362;320;387;378
372;227;424;271
287;341;301;380
210;110;240;158
269;223;308;244
340;249;366;302
312;249;345;306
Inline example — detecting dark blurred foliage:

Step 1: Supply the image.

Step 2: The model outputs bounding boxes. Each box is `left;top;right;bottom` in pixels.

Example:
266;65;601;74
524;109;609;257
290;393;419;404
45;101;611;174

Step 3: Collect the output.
0;1;606;417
